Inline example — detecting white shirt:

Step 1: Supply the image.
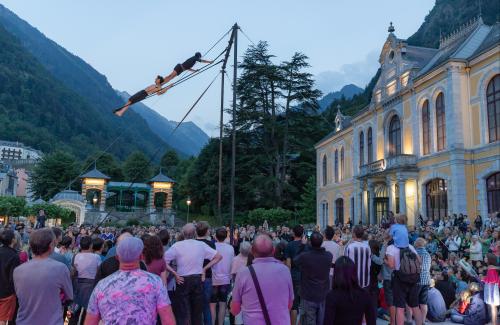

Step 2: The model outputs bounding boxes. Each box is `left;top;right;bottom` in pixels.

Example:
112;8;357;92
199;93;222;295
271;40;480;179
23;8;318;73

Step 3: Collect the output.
469;241;483;261
344;240;371;288
74;252;101;279
164;239;217;276
385;244;417;270
321;240;341;276
446;236;461;251
212;242;234;285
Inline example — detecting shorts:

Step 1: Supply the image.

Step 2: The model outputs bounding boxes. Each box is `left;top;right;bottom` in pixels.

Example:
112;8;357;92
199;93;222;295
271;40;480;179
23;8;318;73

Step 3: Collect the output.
129;90;148;104
383;280;394;307
0;294;16;321
418;285;429;305
210;284;230;303
292;280;301;310
174;63;184;75
392;274;419;308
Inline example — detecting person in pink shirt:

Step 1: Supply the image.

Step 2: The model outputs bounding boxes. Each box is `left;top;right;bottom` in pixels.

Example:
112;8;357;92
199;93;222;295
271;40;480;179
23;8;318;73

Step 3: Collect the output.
231;234;293;325
85;237;175;325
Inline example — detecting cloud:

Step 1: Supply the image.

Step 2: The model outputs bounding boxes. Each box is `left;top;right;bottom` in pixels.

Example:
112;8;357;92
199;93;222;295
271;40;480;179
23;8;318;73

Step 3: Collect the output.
315;50;379;94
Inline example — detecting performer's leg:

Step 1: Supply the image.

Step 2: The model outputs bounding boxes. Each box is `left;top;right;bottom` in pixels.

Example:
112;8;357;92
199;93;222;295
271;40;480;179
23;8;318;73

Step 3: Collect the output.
113;101;131;117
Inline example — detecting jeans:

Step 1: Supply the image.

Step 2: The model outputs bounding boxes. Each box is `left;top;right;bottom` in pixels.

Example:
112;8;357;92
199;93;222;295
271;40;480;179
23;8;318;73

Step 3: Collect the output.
301;299;325;325
450;309;465;323
202;278;213;325
176;275;204;325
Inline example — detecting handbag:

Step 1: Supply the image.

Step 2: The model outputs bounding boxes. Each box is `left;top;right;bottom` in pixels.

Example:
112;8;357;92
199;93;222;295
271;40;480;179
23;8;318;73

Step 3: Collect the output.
248;265;272;325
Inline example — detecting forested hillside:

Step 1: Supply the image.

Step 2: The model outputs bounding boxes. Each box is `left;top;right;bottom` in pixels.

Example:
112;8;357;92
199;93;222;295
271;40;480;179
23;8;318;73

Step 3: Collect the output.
0;4;172;160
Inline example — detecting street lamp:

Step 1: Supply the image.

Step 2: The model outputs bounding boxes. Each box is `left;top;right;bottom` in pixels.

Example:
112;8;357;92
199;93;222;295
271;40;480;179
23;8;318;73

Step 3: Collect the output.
92;192;98;208
186;196;192;224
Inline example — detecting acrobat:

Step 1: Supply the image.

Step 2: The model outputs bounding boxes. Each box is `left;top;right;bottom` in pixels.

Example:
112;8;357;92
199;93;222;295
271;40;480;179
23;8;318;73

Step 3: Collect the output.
113;76;171;117
160;52;213;85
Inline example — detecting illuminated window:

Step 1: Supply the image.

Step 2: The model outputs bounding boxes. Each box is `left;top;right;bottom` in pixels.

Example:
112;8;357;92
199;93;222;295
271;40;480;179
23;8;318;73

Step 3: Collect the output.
422;100;430;155
386;80;397;97
388;115;401;156
436;93;446;151
426;179;448;220
487;75;500;143
487;172;500;214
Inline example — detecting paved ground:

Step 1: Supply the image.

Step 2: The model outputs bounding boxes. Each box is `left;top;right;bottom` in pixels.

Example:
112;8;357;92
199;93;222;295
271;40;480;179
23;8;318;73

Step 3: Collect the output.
376;320;458;325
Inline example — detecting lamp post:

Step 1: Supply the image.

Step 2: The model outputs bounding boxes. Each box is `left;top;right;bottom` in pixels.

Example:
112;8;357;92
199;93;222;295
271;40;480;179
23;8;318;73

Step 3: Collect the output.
186;196;192;224
92;192;98;209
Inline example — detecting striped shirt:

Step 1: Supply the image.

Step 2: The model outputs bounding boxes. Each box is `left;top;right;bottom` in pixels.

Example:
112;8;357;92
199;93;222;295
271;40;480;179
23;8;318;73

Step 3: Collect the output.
344;240;371;288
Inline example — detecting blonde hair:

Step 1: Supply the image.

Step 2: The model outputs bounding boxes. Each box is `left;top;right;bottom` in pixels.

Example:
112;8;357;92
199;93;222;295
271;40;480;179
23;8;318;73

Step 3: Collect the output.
396;214;407;225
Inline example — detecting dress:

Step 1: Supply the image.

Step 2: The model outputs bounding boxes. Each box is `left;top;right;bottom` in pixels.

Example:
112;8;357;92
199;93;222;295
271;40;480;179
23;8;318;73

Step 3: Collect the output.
483;268;500;306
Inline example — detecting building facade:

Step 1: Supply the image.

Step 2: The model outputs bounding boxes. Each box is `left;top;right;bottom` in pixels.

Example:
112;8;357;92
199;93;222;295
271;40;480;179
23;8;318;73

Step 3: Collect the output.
0;140;42;161
316;19;500;227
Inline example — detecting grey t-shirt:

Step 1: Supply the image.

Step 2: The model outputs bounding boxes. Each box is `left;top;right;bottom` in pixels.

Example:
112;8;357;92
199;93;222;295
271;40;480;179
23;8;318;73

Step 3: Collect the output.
14;258;73;325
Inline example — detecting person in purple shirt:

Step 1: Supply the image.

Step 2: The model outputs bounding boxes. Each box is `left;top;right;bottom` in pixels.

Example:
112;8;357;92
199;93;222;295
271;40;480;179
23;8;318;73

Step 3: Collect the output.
231;234;294;325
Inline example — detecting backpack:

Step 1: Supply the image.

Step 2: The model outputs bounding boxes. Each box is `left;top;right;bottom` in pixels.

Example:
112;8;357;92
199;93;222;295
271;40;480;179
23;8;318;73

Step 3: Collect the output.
397;247;421;284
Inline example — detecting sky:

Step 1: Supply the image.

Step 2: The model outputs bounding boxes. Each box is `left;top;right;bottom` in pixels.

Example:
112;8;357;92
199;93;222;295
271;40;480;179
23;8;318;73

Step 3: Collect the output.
1;0;435;136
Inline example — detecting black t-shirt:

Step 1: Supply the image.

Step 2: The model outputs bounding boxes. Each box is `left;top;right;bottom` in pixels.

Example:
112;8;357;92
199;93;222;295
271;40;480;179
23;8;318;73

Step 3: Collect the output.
294;247;332;302
197;238;215;278
181;55;201;70
284;240;307;282
435;280;456;309
324;288;376;325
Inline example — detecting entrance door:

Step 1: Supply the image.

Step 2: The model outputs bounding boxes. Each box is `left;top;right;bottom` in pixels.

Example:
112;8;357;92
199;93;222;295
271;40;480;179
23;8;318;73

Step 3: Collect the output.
374;198;389;223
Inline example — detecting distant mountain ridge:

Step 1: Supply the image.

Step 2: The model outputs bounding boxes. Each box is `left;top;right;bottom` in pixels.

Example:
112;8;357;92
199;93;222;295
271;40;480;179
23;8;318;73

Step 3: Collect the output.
318;84;363;111
0;4;206;159
117;91;209;156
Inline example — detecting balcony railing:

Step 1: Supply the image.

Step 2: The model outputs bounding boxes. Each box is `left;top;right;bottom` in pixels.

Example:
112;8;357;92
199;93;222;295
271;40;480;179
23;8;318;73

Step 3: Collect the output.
386;154;417;170
359;159;386;177
359;154;416;177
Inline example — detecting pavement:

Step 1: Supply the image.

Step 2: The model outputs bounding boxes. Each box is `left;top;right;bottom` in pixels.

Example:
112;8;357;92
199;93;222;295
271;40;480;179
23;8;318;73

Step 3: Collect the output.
376;320;459;325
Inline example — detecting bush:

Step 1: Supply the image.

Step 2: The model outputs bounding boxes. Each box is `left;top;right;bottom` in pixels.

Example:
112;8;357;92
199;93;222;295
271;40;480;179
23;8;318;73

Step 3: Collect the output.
126;218;140;226
243;208;293;227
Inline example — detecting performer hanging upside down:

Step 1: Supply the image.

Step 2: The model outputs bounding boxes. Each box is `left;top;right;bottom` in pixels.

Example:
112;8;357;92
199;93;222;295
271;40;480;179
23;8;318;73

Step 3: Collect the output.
113;76;172;117
160;52;213;85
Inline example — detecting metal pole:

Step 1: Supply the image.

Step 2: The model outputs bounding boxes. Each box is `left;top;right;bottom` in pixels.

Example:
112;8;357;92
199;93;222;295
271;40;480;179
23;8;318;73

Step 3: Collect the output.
230;23;238;233
218;69;224;222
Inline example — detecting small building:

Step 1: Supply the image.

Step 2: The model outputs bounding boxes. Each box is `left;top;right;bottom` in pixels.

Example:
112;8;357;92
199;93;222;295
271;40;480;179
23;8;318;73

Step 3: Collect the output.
52;167;176;225
0;162;17;196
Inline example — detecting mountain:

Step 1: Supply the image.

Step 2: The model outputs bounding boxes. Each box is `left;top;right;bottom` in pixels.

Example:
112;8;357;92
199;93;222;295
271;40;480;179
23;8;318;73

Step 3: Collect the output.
407;0;498;48
0;4;172;160
318;84;363;111
117;91;209;156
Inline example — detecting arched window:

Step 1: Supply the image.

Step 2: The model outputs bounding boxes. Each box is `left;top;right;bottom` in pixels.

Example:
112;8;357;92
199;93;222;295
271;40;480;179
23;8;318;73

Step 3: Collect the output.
388;115;401;156
426;178;448;220
359;131;364;166
436;93;446;151
322;155;327;186
321;201;329;228
340;147;345;181
367;127;373;163
422;100;430;155
335;198;344;225
487;172;500;214
487;75;500;143
334;149;339;183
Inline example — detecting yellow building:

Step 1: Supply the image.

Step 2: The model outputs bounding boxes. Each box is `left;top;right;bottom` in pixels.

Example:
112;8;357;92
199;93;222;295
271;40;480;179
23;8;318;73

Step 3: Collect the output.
315;19;500;227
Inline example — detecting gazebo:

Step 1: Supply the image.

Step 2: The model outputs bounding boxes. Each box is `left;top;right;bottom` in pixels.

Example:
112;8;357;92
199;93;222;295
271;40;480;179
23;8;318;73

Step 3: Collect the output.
148;170;175;213
80;167;110;212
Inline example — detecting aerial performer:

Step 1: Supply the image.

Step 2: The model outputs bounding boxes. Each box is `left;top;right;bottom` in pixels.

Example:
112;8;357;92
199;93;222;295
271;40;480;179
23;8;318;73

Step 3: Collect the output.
113;52;213;117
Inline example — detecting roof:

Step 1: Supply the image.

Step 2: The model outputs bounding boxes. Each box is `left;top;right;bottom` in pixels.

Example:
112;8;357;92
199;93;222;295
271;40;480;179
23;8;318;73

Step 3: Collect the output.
404;45;438;68
149;171;175;183
107;182;150;190
472;22;500;58
80;168;110;180
51;190;84;202
417;17;493;78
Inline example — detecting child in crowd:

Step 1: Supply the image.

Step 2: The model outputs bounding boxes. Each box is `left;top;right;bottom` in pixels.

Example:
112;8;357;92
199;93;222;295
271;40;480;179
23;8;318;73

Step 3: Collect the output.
389;214;409;248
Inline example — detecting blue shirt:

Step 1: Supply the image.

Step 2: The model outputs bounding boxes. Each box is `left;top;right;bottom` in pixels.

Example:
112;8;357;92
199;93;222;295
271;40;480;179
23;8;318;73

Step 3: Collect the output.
390;224;409;248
